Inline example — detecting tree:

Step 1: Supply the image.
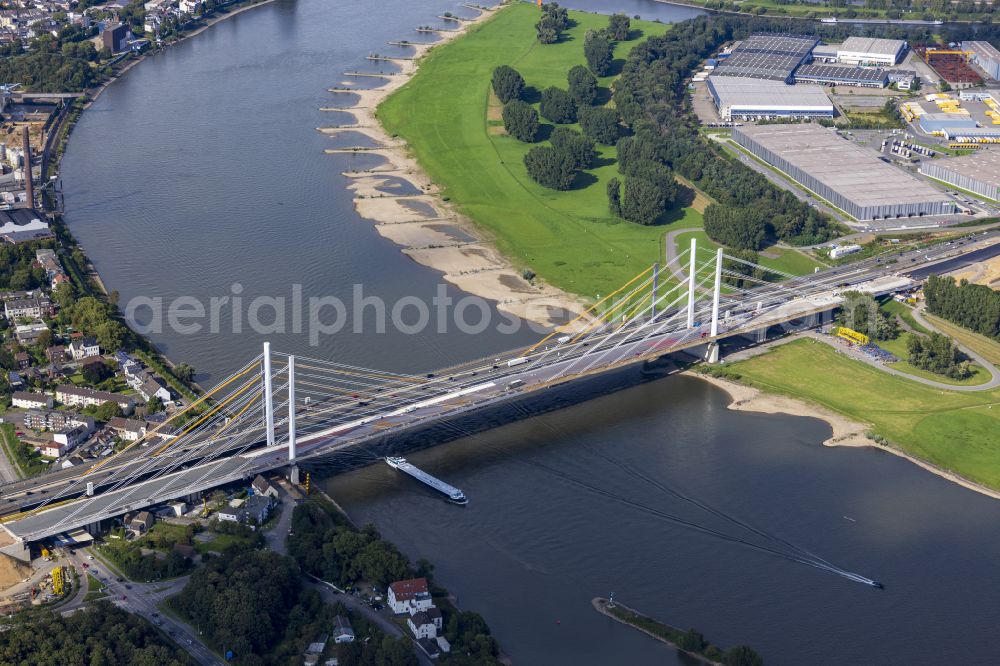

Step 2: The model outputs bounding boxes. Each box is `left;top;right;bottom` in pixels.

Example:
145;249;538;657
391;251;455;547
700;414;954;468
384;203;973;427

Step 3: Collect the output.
147;396;164;414
95;401;122;422
174;362;195;382
539;86;577;124
535;3;568;44
550;127;595;169
621;176;667;225
723;249;764;289
567;65;598;105
35;328;52;350
607;13;631;40
703;204;768;251
678;628;706;652
607;177;621;217
579;105;620;144
524;146;577;190
491;65;524;104
906;332;972;379
502;99;539;142
723;645;764;666
585;31;613;76
95;320;127;352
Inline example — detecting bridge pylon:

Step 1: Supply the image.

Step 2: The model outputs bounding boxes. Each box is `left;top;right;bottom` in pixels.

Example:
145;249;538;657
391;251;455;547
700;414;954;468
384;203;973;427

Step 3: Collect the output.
263;341;275;448
686;237;697;328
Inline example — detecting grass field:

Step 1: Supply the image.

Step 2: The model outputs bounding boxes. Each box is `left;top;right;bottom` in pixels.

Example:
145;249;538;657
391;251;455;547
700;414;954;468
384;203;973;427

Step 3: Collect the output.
720;338;1000;490
674;230;824;278
379;5;694;299
881;299;929;334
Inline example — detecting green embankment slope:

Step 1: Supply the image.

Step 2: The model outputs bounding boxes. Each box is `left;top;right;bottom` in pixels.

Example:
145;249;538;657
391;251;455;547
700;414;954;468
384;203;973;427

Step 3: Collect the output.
720;338;1000;491
378;5;697;300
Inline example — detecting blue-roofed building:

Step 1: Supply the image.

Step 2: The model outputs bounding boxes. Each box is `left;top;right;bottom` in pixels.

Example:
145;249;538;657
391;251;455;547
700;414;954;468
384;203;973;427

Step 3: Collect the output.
919;113;979;135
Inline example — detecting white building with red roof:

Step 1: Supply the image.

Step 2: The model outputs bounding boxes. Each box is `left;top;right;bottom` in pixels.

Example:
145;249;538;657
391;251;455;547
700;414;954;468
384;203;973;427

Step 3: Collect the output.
387;577;434;615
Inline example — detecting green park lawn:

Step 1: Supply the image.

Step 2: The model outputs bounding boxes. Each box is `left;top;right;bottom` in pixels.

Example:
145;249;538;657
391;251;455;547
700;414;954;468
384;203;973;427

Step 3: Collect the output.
719;338;1000;490
674;229;824;279
378;4;693;300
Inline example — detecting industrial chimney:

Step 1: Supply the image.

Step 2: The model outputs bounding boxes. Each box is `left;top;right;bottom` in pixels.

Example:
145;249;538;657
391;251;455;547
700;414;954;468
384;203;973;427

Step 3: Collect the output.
21;125;32;209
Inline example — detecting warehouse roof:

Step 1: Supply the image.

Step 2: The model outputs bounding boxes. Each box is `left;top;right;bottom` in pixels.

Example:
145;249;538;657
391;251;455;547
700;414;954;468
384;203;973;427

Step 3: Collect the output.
923;150;1000;185
713;33;818;81
794;64;887;83
734;124;952;209
708;76;833;109
963;41;1000;63
838;36;907;58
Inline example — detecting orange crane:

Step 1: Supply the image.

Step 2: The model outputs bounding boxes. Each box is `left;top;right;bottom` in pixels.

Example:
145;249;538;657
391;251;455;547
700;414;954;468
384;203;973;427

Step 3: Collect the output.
924;49;973;62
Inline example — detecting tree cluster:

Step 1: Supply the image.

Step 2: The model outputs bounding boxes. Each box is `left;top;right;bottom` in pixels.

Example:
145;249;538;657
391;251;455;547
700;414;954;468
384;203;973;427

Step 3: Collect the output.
923;274;1000;341
536;2;569;44
907;331;972;379
0;602;193;666
539;86;577;124
524;128;594;191
0;241;51;291
579;105;620;145
567;64;597;105
607;13;631;41
609;145;679;225
837;292;898;341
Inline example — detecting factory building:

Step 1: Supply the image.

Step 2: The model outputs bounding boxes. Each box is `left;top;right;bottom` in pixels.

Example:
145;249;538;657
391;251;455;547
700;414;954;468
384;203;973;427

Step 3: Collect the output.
836;37;907;67
918;113;1000;141
793;64;888;87
712;33;819;82
962;41;1000;81
732;124;955;220
707;76;833;120
921;151;1000;200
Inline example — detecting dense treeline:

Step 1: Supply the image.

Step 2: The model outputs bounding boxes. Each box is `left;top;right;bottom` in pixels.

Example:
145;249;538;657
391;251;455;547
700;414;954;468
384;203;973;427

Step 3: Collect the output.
0;241;51;291
288;499;502;665
924;274;1000;341
612;15;844;248
0;602;193;666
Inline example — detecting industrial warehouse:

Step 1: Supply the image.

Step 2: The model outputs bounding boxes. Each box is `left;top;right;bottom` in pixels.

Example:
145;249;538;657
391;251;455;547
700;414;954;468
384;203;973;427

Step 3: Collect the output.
703;33;914;120
732;124;955;220
963;41;1000;81
920;150;1000;201
707;76;834;120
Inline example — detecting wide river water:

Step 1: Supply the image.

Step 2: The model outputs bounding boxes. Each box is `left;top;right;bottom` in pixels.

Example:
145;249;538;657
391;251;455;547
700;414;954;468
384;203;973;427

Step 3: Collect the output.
60;1;1000;663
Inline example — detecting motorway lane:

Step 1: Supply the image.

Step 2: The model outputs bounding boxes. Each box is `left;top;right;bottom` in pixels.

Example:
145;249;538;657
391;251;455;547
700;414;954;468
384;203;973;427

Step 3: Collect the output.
3;232;998;539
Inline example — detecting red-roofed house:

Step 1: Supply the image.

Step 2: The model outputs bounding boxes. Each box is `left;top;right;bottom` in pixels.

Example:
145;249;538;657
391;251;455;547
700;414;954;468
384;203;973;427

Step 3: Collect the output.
387;577;433;615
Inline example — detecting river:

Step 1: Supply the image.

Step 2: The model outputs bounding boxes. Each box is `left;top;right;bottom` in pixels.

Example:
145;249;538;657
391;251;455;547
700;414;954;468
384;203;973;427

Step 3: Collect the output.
59;0;1000;664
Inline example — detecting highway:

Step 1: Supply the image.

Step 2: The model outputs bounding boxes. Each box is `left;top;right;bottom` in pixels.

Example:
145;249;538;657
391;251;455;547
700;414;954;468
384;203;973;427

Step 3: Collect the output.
1;230;997;544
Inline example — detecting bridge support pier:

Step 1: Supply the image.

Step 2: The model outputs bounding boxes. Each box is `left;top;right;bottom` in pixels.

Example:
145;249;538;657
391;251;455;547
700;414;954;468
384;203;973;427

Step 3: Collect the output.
288;465;300;486
705;342;721;364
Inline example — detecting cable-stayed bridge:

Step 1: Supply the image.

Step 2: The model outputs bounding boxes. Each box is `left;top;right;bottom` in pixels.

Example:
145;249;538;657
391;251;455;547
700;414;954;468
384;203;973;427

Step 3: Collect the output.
0;234;994;555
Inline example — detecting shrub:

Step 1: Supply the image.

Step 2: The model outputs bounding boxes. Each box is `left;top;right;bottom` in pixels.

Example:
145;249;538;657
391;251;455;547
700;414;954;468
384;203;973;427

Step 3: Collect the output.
607;177;621;216
502;99;539;142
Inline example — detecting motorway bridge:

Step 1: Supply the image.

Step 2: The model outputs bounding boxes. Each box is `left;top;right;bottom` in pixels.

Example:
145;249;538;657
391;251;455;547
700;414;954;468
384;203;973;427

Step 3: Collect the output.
0;233;997;558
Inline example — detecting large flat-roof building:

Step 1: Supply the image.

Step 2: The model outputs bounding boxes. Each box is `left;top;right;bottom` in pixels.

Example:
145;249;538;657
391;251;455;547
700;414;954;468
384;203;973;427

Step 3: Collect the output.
963;41;1000;81
920;150;1000;201
793;64;888;88
836;37;907;67
712;33;819;82
732;124;955;220
707;76;833;120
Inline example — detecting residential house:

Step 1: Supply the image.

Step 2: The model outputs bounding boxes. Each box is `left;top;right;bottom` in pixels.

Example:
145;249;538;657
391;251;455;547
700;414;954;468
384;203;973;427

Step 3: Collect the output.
13;351;29;370
52;423;92;452
68;336;100;361
40;440;68;458
4;297;51;320
417;637;441;660
388;577;433;615
7;371;23;389
60;454;86;469
11;391;52;409
216;506;242;523
178;0;202;14
107;416;146;441
332;616;354;644
251;474;279;500
243;495;271;526
45;345;65;364
128;510;155;534
14;322;49;344
23;409;94;432
55;385;135;414
303;635;328;666
137;375;170;404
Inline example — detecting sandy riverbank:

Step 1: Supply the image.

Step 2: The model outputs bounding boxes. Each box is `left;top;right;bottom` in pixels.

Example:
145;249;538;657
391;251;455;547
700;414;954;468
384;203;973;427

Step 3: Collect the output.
323;5;592;331
689;370;1000;502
